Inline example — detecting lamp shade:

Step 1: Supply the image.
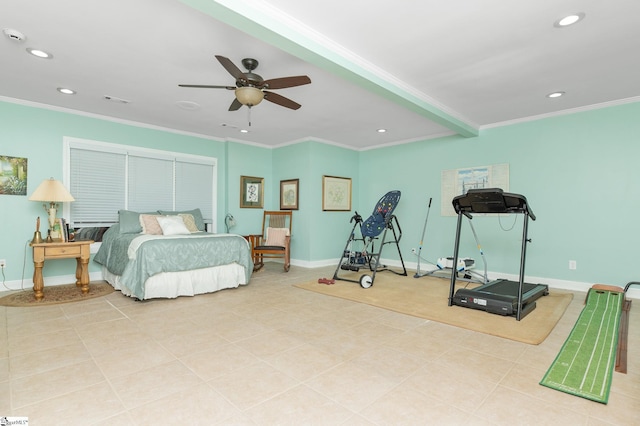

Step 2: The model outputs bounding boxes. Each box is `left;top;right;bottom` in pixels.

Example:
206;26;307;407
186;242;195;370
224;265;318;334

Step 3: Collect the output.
235;86;264;106
29;178;75;202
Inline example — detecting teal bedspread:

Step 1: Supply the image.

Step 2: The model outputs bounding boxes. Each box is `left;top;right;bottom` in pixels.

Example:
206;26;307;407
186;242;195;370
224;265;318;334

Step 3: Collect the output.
94;224;253;299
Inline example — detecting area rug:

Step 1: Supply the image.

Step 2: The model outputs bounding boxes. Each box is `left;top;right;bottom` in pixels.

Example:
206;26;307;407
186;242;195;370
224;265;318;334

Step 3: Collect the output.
294;273;573;345
0;282;114;307
540;288;624;403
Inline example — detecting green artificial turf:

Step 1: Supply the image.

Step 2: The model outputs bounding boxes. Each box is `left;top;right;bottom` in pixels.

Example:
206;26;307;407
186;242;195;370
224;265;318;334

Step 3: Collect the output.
540;288;623;403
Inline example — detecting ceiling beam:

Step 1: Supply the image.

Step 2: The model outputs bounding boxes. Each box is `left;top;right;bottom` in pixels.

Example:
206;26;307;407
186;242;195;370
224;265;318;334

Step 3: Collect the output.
179;0;479;138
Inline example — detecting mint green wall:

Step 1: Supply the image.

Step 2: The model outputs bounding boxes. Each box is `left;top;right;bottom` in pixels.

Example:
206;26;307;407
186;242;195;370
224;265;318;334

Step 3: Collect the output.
0;101;226;282
225;141;272;236
2;99;639;290
359;101;640;286
271;141;359;262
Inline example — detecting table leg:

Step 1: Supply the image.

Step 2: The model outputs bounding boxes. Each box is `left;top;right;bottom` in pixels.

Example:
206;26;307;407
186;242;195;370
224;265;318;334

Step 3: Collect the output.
32;260;45;301
76;257;90;294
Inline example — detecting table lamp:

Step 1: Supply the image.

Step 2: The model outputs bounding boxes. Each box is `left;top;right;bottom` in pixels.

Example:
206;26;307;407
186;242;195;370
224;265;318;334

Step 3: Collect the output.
29;177;75;242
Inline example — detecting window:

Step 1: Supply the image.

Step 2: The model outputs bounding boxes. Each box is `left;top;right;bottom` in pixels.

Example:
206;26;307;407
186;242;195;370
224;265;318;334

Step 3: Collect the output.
63;137;217;230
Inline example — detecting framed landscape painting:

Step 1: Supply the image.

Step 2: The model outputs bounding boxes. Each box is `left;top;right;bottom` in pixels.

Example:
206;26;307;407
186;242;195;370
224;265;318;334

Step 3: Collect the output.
0;155;28;196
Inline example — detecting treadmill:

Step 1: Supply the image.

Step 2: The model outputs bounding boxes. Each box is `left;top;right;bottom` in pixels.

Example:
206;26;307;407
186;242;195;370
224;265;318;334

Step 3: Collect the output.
448;188;548;320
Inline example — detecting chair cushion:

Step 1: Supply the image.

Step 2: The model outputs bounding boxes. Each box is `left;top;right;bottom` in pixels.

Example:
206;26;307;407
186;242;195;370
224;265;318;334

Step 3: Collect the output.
265;227;289;247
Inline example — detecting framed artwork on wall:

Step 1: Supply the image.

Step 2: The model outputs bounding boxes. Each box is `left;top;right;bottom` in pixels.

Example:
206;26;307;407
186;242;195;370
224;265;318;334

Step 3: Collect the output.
280;179;299;210
0;155;28;196
322;175;351;211
240;175;264;208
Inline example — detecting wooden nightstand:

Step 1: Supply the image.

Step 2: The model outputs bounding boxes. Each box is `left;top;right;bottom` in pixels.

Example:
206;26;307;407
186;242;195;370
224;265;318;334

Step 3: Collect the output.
30;240;94;301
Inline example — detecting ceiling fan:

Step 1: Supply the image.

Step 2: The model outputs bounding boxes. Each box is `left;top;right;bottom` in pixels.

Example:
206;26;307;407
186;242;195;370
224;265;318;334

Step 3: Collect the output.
179;55;311;112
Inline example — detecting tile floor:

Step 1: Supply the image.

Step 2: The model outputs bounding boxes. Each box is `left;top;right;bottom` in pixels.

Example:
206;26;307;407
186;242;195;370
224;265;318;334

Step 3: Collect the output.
1;263;638;425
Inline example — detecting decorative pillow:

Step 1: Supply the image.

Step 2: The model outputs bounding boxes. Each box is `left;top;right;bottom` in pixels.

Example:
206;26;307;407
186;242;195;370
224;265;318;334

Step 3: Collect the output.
139;214;163;235
118;210;142;234
178;213;199;233
156;215;191;236
265;227;289;247
158;208;205;231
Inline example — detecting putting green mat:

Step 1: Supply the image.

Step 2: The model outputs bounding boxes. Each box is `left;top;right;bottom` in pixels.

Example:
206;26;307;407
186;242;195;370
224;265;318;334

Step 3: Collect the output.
540;288;624;403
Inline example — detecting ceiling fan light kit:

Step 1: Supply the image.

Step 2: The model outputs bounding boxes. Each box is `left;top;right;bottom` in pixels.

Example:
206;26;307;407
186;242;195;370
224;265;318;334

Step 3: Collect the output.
235;86;264;107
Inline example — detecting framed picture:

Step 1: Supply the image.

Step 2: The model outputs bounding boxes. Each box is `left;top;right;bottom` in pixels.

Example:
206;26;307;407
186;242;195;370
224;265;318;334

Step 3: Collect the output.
240;175;264;208
0;155;28;196
322;175;351;211
280;179;299;210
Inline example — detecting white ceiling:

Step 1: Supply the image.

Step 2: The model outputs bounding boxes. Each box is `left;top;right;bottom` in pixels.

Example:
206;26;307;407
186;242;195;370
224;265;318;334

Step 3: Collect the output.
2;0;639;150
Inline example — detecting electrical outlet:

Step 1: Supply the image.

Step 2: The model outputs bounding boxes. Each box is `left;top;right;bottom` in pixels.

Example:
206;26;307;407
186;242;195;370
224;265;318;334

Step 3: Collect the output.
0;259;5;268
569;260;576;270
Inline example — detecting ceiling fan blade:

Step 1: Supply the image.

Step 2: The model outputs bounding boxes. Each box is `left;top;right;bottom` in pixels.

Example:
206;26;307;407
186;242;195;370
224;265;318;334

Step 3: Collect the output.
262;75;311;89
215;55;245;80
178;84;235;89
263;91;301;110
228;98;243;111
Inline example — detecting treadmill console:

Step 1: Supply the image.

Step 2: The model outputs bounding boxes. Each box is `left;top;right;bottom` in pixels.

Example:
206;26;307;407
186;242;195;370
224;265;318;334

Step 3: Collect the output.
452;188;535;219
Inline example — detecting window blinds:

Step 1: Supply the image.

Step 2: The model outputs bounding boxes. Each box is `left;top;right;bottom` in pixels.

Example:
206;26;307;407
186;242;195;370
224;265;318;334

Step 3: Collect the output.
67;140;216;228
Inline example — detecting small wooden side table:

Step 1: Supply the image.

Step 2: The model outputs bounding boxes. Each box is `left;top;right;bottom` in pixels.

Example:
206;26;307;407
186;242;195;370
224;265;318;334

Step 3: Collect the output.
30;240;94;301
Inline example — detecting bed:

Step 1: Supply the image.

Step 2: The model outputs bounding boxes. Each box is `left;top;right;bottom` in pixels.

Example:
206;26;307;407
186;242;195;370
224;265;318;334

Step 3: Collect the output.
93;210;253;300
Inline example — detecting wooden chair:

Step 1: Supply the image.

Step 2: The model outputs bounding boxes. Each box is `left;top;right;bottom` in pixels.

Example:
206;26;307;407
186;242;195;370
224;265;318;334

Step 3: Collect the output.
245;211;292;272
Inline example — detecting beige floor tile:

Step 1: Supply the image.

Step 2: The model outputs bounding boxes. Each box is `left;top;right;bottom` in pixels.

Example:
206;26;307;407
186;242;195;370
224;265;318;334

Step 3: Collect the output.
0;380;10;415
109;360;203;409
246;384;353;425
402;361;497;413
9;340;92;379
0;356;9;382
155;324;230;358
306;362;397;412
234;329;305;359
180;343;261;381
475;385;588;425
92;339;176;380
432;347;515;384
130;382;242;425
16;381;125;425
266;343;346;381
345;346;425;384
360;383;493;426
2;263;638;425
587;389;640;425
11;359;105;409
8;327;81;357
207;360;300;411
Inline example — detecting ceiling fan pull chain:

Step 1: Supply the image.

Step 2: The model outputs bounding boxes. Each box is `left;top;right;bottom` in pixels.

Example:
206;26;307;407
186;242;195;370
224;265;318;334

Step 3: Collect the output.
248;106;252;126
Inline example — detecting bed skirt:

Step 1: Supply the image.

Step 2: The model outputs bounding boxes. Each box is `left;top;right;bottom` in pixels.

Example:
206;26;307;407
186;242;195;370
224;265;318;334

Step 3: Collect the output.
101;263;248;299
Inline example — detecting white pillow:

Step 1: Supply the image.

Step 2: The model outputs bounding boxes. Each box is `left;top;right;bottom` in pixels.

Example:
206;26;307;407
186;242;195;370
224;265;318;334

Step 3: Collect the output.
156;215;191;236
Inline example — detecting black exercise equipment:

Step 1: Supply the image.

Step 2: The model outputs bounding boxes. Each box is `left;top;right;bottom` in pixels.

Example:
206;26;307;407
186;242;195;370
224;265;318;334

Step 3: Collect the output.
448;188;548;320
333;190;407;288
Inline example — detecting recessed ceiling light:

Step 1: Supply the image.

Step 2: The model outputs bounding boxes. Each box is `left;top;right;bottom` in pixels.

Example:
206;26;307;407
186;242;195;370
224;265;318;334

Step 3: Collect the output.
547;91;565;98
57;87;76;95
377;128;387;133
26;48;52;59
240;129;249;133
554;13;585;28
